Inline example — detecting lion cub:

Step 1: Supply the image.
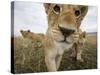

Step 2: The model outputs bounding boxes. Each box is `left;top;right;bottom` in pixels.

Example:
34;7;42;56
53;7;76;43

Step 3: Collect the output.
20;30;45;41
20;30;45;47
71;30;86;62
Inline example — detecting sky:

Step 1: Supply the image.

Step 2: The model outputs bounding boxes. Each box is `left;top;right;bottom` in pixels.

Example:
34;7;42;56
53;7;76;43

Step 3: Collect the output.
13;1;98;36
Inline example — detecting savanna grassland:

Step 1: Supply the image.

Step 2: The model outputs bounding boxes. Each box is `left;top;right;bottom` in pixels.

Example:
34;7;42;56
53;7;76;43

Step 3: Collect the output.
13;33;97;73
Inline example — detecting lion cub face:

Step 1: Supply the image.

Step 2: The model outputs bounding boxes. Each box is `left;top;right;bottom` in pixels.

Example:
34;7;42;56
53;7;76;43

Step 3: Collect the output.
20;30;34;39
44;3;88;43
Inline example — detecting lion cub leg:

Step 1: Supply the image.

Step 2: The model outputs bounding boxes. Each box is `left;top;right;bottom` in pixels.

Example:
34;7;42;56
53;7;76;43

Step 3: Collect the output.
70;43;77;58
56;55;62;70
45;50;57;72
76;32;86;62
45;56;57;71
74;43;84;62
71;43;83;62
76;49;83;62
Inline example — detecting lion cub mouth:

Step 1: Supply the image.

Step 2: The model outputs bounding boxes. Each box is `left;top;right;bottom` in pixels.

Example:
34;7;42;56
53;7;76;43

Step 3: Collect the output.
58;26;75;43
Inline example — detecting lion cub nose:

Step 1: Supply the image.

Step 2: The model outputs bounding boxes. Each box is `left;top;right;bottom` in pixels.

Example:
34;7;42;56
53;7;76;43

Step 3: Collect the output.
58;26;75;37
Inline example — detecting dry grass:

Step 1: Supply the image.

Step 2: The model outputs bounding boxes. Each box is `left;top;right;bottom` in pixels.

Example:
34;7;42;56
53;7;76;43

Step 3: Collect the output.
13;34;97;73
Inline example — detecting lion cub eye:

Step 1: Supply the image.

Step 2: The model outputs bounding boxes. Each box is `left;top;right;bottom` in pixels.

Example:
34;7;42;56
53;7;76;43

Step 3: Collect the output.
53;5;61;14
75;10;81;17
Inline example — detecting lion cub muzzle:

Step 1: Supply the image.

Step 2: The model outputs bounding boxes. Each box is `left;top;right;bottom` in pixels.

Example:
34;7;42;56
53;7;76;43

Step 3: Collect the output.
58;25;75;42
58;25;75;36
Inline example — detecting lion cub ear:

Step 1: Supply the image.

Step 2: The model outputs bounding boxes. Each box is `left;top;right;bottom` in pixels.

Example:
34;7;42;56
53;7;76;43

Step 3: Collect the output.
79;5;88;19
44;3;51;14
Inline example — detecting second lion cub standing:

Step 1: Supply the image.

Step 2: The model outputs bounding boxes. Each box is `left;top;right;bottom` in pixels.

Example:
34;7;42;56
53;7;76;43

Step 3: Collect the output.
20;30;45;41
20;30;45;47
71;30;86;62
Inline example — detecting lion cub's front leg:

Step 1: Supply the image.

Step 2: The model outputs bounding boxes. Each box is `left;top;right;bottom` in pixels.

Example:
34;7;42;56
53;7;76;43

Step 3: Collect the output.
74;43;84;62
56;55;62;70
45;57;57;71
45;50;63;71
76;46;83;62
44;49;57;72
